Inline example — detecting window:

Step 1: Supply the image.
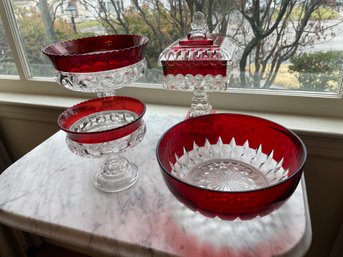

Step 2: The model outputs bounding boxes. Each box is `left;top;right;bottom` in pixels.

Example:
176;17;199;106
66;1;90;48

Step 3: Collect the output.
0;16;17;76
1;0;343;118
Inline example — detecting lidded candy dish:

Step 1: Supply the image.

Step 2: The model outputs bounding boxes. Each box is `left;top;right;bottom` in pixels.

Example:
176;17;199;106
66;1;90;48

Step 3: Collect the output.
158;12;237;118
58;96;146;193
156;113;307;220
43;34;148;96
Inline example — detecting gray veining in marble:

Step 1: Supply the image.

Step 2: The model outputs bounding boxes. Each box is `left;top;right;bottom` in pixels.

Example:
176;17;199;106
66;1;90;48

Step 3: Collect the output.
0;112;311;257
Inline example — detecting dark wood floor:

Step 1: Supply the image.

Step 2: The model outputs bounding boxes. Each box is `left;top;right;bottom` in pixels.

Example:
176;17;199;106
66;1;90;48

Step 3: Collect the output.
27;243;89;257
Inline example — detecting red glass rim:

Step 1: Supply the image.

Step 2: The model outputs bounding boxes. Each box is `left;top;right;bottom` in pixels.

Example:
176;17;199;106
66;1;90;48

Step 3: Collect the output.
42;34;149;72
156;113;307;193
58;96;146;144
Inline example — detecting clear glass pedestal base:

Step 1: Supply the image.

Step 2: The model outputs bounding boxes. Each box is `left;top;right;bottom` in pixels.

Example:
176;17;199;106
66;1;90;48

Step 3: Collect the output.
189;89;212;118
94;156;138;192
97;91;117;97
161;74;227;118
65;111;146;193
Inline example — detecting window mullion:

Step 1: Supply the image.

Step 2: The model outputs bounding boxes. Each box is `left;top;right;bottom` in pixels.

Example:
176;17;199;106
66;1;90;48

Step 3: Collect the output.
0;0;32;80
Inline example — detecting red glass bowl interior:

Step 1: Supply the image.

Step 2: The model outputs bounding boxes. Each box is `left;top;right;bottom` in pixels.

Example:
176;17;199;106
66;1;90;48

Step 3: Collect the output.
156;113;307;220
58;96;146;144
43;34;148;73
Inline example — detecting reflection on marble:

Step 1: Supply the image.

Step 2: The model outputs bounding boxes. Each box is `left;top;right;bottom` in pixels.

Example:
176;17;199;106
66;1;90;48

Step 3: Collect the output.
0;112;311;257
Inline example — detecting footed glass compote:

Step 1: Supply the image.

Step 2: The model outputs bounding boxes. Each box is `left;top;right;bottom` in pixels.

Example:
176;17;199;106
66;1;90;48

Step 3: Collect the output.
159;12;237;118
43;34;148;96
58;96;146;192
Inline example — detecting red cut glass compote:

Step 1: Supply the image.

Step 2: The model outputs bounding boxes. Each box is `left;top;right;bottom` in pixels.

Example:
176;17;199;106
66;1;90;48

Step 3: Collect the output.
158;12;237;118
156;113;307;220
43;34;148;96
58;96;146;192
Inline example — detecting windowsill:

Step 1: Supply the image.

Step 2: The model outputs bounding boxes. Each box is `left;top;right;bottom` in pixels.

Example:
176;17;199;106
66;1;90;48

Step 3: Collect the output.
0;91;343;140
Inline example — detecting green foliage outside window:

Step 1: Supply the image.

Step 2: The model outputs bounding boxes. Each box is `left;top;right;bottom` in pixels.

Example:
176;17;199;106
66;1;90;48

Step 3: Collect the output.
3;0;343;92
0;21;17;75
289;51;343;91
14;7;94;76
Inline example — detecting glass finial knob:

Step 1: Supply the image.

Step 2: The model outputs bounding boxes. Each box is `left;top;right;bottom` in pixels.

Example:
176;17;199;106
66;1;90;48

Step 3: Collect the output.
189;11;208;39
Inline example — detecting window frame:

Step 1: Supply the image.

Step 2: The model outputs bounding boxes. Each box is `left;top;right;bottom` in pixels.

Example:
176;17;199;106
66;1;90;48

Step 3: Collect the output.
1;0;343;119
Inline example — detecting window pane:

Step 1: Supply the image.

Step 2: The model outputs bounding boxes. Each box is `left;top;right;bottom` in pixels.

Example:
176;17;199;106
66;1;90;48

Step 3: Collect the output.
10;0;343;94
0;15;18;76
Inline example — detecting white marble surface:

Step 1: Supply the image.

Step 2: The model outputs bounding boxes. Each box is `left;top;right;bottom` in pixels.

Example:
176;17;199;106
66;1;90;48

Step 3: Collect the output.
0;112;311;257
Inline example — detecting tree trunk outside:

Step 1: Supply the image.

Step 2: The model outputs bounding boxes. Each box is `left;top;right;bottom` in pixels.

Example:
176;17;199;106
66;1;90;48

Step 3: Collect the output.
38;0;56;43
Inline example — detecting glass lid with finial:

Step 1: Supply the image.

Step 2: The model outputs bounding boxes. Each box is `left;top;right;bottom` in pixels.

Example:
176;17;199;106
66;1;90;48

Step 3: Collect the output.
158;11;238;118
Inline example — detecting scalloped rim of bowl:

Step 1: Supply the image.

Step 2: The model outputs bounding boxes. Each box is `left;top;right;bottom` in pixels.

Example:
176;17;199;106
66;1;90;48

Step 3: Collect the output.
42;34;149;57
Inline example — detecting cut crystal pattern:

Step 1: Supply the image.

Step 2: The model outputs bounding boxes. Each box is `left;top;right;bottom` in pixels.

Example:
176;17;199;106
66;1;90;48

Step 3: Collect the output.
162;74;227;92
70;110;138;133
57;59;147;93
66;122;146;158
189;89;212;117
162;73;228;117
188;160;268;191
171;137;288;191
94;156;139;193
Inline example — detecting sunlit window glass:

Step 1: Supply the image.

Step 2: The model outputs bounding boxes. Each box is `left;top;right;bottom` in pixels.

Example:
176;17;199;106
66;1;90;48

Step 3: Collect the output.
0;16;18;76
10;0;343;93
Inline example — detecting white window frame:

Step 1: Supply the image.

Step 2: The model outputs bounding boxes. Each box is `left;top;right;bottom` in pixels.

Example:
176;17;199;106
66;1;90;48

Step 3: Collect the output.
1;0;343;119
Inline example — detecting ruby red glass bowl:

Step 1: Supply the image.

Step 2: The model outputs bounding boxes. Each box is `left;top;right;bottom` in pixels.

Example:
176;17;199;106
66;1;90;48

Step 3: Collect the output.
42;34;148;73
58;96;146;144
156;113;307;220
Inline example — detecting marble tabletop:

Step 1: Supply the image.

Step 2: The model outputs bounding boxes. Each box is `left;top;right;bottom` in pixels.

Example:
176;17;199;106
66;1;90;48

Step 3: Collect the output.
0;112;311;257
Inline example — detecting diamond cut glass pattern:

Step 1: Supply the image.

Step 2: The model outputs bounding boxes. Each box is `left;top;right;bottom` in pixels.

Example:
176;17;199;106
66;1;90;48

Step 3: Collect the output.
170;138;289;191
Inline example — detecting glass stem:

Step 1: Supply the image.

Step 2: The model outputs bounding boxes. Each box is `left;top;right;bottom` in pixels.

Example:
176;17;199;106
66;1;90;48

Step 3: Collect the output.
103;154;126;175
93;154;138;193
189;88;212;117
97;91;117;97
